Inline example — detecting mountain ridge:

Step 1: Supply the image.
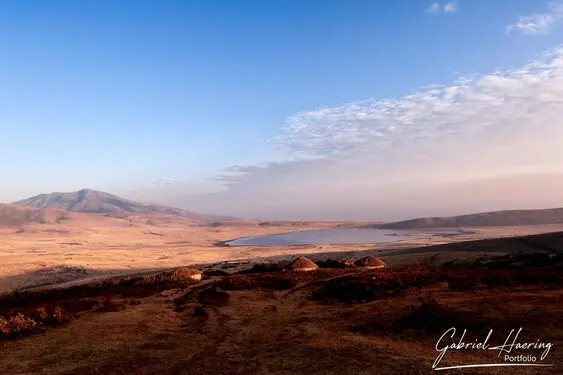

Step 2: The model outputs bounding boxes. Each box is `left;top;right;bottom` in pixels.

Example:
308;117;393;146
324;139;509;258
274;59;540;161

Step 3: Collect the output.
366;207;563;229
12;189;237;222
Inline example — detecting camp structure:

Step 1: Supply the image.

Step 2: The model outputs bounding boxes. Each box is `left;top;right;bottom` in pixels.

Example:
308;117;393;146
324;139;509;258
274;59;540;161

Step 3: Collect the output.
354;256;386;269
287;256;319;271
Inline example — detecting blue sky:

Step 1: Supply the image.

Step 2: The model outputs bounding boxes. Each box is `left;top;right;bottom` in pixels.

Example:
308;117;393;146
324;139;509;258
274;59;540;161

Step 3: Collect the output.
2;0;563;219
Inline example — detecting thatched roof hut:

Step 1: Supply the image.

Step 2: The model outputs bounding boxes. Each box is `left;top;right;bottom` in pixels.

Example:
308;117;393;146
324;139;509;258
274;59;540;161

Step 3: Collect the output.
287;256;318;271
169;267;203;281
354;256;386;269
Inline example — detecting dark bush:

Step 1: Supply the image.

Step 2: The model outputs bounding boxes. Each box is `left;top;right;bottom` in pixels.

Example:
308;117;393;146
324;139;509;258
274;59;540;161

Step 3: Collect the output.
238;261;288;274
312;276;403;303
203;269;229;277
218;274;296;290
316;259;355;269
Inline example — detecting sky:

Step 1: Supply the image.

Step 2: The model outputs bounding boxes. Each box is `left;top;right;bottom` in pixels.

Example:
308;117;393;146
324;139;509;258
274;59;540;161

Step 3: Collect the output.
1;0;563;220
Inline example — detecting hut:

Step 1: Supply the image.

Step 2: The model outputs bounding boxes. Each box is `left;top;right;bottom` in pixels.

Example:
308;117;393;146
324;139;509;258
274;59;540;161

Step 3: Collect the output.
287;256;318;271
354;256;386;269
169;267;203;281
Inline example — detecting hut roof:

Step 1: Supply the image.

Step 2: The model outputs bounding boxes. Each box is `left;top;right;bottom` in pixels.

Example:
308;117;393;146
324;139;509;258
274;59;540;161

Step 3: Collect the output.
170;267;202;278
354;256;386;268
288;256;318;270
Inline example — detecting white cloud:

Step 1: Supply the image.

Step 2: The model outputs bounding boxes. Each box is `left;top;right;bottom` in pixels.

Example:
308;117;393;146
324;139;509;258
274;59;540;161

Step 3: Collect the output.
507;1;563;35
143;47;563;220
426;2;441;14
426;2;457;15
444;2;457;13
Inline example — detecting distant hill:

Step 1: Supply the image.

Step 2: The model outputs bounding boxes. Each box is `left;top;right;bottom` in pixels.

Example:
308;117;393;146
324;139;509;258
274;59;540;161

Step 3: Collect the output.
0;203;71;227
368;208;563;229
12;189;237;222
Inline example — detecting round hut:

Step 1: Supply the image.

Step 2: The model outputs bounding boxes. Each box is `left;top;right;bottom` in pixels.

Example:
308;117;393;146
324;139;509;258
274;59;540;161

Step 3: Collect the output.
287;256;318;271
354;256;386;269
169;267;203;281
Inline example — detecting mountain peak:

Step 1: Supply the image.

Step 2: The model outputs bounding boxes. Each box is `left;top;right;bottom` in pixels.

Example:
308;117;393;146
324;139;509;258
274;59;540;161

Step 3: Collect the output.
12;189;232;222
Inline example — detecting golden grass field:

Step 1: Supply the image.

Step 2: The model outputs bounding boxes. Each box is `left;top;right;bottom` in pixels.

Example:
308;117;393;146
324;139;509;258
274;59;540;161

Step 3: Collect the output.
2;210;563;292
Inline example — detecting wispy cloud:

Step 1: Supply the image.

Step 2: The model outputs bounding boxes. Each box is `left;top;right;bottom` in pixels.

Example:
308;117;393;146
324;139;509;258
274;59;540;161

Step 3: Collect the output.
143;47;563;220
443;2;457;13
426;2;441;14
153;179;182;186
426;2;457;15
507;1;563;35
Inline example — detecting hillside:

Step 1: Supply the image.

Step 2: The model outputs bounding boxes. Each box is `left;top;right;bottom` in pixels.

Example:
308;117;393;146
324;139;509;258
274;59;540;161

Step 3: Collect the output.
369;208;563;229
12;189;235;222
0;203;71;227
0;255;561;374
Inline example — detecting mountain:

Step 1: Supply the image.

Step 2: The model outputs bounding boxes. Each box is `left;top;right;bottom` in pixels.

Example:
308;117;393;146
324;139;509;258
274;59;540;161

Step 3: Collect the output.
12;189;236;222
0;203;71;227
369;208;563;229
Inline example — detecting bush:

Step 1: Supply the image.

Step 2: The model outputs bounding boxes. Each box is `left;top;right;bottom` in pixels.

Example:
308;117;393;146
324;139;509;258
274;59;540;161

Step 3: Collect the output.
0;306;68;339
238;261;288;274
316;259;355;269
203;269;229;277
312;275;404;303
218;274;296;291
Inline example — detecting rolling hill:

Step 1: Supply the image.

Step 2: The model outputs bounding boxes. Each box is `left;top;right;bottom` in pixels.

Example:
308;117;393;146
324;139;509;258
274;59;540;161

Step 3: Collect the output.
12;189;236;222
0;203;71;227
369;208;563;229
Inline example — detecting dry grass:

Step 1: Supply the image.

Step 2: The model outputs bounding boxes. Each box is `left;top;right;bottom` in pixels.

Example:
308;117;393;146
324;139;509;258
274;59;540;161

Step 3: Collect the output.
1;216;563;373
0;263;561;374
2;212;563;292
0;268;203;341
0;217;349;291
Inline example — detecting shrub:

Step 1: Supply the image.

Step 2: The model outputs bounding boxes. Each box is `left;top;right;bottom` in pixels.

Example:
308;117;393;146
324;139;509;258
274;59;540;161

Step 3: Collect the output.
238;261;288;274
218;274;296;291
0;313;38;338
316;259;355;269
312;275;403;303
203;269;229;277
53;307;65;324
36;307;49;321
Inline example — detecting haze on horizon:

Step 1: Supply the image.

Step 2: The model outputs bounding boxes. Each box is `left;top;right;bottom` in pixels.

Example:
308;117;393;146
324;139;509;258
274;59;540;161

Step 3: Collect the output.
2;0;563;221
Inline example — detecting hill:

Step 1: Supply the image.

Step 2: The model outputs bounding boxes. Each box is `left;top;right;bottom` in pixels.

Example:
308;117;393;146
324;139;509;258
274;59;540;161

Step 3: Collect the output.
0;203;71;227
12;189;235;222
368;208;563;229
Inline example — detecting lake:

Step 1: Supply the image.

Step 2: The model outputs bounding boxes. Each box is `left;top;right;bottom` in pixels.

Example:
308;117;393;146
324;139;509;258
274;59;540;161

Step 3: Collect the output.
225;228;465;246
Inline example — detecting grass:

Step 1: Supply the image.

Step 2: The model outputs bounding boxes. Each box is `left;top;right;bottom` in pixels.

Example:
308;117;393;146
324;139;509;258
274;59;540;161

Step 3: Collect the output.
2;263;560;341
1;260;563;374
308;266;563;303
0;268;202;340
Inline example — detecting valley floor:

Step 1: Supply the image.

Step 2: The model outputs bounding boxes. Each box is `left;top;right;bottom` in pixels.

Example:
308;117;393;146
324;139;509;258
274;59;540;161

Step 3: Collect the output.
2;216;563;291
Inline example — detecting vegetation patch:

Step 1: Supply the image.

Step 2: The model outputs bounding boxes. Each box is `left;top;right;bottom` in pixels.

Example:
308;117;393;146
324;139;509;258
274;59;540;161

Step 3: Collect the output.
316;258;355;269
203;269;229;277
0;269;202;340
218;274;296;290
